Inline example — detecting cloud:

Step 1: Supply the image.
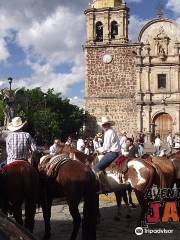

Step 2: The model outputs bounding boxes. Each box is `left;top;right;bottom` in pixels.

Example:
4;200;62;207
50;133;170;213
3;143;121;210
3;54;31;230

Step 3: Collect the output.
69;96;85;108
0;39;10;61
166;0;180;15
0;1;87;95
0;0;143;95
129;15;146;42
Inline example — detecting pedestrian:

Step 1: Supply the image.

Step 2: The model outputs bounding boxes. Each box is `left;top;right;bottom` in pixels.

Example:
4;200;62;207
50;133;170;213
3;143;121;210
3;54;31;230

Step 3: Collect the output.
6;117;37;164
93;134;101;151
76;137;85;152
136;132;145;156
167;132;173;154
126;138;139;159
65;136;75;147
49;138;61;156
120;131;127;155
154;134;161;156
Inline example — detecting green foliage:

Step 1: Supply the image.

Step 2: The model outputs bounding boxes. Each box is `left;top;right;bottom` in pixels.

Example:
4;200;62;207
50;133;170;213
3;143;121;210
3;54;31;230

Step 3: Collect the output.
0;87;84;144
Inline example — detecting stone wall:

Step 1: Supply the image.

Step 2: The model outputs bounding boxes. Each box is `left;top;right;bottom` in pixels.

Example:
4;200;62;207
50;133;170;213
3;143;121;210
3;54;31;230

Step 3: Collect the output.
85;44;138;137
85;98;137;137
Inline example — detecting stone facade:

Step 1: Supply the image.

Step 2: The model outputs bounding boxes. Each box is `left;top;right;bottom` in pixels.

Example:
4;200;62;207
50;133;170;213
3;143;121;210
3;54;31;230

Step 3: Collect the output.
136;18;180;141
84;45;137;136
84;0;180;141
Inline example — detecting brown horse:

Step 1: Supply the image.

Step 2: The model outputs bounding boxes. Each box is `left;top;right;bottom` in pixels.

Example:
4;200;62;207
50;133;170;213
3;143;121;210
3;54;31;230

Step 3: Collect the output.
0;161;39;233
34;152;97;240
56;144;134;219
122;154;177;224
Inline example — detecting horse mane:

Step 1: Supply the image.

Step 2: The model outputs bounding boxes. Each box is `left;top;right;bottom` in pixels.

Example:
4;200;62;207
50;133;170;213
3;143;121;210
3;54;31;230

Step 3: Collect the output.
58;144;95;165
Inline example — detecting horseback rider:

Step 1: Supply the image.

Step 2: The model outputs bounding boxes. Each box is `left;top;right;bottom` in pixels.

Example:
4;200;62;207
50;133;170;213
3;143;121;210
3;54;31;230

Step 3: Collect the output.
95;116;121;171
6;117;37;164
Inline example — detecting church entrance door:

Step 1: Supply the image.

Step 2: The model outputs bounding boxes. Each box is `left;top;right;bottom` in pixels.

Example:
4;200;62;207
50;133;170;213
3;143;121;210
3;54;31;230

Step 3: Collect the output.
153;113;173;142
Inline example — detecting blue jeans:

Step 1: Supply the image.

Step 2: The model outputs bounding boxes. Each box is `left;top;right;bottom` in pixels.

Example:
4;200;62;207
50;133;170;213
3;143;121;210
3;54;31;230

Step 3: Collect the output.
95;152;119;172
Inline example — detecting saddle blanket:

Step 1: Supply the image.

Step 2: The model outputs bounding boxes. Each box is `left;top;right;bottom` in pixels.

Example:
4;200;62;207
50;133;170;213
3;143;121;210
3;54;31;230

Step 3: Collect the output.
46;154;70;178
0;160;27;172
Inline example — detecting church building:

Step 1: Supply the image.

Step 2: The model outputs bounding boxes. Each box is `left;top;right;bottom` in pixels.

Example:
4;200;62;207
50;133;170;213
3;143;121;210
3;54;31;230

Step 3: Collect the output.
84;0;180;142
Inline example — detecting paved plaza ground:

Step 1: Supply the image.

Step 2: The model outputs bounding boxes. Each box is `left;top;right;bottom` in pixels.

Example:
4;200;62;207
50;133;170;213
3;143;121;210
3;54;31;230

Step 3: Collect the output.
33;193;180;240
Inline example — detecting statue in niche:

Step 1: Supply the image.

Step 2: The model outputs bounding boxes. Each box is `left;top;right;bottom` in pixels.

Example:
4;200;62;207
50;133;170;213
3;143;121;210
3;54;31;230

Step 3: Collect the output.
158;44;165;55
154;26;170;58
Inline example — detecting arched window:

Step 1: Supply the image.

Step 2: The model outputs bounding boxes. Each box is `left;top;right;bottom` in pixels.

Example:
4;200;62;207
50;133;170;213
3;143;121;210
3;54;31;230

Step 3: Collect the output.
111;21;118;39
95;21;103;42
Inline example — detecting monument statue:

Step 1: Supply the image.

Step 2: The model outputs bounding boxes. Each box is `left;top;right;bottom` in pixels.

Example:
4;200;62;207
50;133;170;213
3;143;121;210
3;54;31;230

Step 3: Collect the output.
0;81;28;165
2;88;28;129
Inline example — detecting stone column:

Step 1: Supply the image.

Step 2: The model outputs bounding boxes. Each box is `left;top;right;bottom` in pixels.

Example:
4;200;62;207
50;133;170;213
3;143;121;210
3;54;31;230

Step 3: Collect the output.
86;12;94;43
137;105;143;132
144;67;151;104
144;105;152;144
176;104;180;132
146;67;151;92
175;66;180;91
103;10;109;43
137;67;142;92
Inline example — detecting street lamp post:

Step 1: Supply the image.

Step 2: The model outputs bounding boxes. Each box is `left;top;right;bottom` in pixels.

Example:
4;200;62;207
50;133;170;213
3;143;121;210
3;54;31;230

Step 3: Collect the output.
8;77;13;91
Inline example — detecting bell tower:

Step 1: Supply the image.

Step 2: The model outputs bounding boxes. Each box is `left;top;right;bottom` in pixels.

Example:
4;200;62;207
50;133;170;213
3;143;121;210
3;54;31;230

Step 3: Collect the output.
84;0;137;136
85;0;129;44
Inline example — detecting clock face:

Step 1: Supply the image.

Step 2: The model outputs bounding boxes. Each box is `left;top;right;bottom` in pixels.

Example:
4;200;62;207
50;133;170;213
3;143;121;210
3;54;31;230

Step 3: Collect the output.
102;54;113;64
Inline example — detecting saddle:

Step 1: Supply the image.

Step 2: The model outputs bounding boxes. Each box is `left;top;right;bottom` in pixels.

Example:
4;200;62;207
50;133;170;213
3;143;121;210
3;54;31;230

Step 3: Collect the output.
46;154;70;178
145;156;175;188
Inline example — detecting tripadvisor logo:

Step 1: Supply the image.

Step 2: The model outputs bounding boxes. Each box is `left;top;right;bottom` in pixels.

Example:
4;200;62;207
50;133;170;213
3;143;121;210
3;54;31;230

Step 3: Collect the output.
135;227;143;236
135;227;174;235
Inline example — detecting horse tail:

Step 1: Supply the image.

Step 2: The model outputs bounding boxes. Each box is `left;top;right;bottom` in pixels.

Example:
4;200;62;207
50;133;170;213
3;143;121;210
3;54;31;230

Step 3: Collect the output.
23;164;40;232
82;168;97;240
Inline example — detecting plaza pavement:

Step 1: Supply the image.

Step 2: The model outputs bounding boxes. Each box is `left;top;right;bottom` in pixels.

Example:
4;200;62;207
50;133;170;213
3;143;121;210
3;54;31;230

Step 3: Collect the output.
33;194;180;240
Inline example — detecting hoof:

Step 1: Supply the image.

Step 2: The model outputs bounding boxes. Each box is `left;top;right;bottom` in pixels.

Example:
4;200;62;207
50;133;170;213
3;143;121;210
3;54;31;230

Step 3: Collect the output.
114;216;120;221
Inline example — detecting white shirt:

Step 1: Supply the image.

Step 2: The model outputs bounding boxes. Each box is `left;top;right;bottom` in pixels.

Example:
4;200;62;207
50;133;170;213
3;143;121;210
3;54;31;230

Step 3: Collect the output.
76;139;85;152
93;139;101;151
167;135;173;146
103;128;121;153
120;135;127;149
49;144;57;156
154;137;161;147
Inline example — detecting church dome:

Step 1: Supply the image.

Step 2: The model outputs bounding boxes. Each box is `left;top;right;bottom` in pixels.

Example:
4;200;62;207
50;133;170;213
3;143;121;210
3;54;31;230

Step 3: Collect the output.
91;0;123;8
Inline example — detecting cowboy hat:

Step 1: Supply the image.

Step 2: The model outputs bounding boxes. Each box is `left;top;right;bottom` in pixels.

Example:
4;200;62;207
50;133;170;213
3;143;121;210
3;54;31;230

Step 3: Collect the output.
7;117;27;132
98;116;115;126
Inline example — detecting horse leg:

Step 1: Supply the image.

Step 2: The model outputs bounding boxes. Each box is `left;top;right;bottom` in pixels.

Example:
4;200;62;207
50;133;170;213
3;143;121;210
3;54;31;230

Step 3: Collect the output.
128;189;136;208
115;190;131;220
134;189;148;226
41;197;52;239
68;201;81;240
12;203;23;226
114;191;122;221
24;200;36;232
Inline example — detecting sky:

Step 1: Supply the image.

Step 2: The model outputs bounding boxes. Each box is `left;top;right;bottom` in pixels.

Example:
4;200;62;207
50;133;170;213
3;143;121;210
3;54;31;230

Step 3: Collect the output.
0;0;180;108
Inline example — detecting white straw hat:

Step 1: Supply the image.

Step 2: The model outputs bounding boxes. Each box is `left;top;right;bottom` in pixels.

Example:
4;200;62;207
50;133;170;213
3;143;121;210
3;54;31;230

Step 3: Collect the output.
98;116;115;126
8;117;27;132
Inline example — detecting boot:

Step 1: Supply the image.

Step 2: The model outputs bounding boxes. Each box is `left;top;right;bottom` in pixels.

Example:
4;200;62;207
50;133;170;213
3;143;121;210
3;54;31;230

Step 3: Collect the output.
96;171;111;194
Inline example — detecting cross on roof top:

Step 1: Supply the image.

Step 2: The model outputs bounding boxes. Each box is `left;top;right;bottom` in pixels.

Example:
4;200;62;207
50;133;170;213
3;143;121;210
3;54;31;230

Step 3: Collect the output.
156;1;164;18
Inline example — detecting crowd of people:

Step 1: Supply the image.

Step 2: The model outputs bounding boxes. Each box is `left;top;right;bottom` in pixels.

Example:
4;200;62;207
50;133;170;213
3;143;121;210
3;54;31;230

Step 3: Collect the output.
153;132;177;156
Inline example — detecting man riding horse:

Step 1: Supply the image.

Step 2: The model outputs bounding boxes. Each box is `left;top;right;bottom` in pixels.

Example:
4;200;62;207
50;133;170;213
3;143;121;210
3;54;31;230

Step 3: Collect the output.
6;117;36;163
0;117;39;232
95;116;121;192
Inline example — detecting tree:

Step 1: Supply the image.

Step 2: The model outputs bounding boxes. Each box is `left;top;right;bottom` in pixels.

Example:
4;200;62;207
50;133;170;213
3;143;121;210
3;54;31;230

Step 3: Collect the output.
0;87;84;144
